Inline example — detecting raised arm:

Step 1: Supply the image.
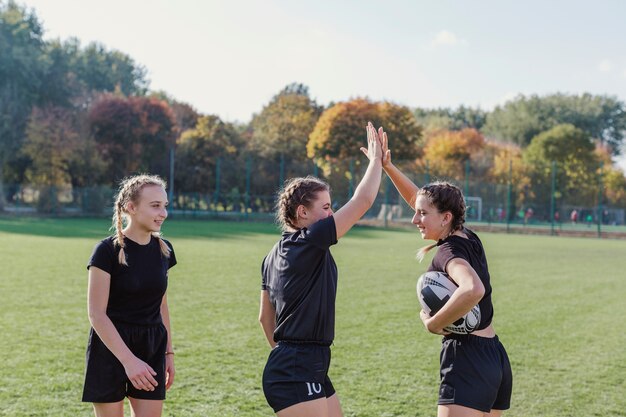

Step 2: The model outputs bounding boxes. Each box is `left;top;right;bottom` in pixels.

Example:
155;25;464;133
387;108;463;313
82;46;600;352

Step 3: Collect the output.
332;122;383;239
381;131;420;208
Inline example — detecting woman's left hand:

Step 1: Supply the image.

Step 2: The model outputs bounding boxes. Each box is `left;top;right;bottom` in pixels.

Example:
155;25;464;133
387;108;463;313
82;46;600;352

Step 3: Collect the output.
165;354;176;390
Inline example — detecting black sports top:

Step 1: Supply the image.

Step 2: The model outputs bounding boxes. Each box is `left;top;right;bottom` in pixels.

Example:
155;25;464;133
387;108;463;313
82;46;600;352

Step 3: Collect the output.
261;216;338;345
87;235;177;326
428;228;494;330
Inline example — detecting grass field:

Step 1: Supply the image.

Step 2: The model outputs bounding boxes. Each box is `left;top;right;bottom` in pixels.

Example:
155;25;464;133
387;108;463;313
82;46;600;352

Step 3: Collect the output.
0;217;625;417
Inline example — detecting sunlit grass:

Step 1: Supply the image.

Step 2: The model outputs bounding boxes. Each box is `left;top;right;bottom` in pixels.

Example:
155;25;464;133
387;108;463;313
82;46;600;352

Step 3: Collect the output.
0;218;625;416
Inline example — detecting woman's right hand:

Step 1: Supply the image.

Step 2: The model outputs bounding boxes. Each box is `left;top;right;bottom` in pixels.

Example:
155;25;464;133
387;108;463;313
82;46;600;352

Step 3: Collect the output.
123;356;159;391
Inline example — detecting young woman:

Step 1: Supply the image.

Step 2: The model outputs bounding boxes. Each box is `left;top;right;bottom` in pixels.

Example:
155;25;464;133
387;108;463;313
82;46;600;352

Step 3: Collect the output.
259;122;383;417
82;174;177;417
381;131;512;417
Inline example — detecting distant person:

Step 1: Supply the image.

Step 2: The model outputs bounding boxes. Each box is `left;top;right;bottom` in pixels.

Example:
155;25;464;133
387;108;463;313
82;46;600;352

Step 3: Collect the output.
570;209;578;224
259;122;383;416
554;211;560;223
524;207;534;225
82;174;177;417
380;130;512;417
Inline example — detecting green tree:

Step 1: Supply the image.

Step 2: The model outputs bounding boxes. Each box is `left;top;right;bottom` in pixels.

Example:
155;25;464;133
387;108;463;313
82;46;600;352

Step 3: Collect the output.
174;115;244;194
484;93;626;154
0;0;46;206
414;106;486;132
250;83;322;161
523;124;599;208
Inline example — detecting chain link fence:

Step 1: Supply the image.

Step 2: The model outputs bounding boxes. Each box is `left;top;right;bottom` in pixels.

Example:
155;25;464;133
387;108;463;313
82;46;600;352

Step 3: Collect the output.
2;157;625;238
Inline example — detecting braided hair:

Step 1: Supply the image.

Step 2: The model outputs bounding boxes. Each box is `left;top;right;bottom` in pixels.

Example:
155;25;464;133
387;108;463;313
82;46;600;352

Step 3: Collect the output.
416;181;466;262
112;174;172;265
276;176;330;232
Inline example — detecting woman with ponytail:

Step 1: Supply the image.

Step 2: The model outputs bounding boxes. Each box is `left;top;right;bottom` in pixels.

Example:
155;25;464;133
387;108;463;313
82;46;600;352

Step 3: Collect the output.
259;122;383;416
380;131;512;417
82;174;177;417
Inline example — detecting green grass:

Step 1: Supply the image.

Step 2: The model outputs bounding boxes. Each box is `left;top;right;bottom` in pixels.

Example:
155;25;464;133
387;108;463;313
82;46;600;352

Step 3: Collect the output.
0;218;625;417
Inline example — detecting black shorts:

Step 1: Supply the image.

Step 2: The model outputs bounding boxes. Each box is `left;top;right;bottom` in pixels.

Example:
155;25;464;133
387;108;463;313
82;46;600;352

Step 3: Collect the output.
438;334;512;412
262;342;336;413
82;323;168;403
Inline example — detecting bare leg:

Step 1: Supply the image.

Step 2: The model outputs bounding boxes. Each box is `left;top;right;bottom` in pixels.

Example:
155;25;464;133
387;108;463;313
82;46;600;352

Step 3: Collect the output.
327;394;343;417
277;397;341;417
438;404;486;417
93;401;124;417
128;397;163;417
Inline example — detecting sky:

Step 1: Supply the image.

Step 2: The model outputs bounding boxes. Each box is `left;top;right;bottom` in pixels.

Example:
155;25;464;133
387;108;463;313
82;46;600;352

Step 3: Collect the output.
18;0;626;169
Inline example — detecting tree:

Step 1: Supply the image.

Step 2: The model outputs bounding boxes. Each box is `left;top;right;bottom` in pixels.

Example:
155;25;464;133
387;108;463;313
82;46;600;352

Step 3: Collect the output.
414;106;487;132
174;115;244;194
23;106;79;186
308;99;422;172
421;128;486;180
76;42;148;96
88;95;176;184
0;0;46;206
523;124;599;207
484;93;626;154
250;83;322;161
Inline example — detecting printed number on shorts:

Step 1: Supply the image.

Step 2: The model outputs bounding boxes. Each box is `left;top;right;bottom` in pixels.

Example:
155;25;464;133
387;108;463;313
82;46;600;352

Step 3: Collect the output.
305;382;322;396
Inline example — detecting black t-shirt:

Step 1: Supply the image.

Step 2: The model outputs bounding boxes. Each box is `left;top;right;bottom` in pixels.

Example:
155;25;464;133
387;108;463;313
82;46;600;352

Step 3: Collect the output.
87;235;177;326
261;216;338;344
428;228;494;330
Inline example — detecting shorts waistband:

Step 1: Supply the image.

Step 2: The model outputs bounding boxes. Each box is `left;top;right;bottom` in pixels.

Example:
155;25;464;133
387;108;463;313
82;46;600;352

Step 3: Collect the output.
277;340;332;347
443;333;499;344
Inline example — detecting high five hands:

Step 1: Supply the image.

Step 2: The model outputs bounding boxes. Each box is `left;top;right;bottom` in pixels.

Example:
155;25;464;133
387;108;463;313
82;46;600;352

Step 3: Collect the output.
360;122;385;163
360;122;392;168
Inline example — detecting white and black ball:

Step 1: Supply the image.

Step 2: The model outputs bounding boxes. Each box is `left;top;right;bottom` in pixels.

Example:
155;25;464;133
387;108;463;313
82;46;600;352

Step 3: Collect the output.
416;271;481;334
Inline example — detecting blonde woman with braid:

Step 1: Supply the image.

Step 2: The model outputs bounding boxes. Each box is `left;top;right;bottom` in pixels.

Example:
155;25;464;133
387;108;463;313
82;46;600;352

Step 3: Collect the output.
259;122;383;417
82;174;177;417
381;131;512;417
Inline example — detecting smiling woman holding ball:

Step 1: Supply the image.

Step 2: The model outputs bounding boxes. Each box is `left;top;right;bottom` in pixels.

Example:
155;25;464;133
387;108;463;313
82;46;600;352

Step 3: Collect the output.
380;129;513;417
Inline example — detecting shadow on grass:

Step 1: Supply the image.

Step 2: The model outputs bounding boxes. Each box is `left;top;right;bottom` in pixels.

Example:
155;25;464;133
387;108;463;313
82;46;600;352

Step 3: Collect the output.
0;216;417;240
0;217;282;239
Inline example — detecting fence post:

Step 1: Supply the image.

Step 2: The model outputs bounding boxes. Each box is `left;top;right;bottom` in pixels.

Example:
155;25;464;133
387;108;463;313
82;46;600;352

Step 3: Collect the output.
348;159;354;199
313;160;318;177
384;176;390;228
550;161;556;235
464;159;470;197
245;156;251;220
506;160;512;233
214;157;221;215
425;160;430;184
279;153;285;187
168;146;175;207
597;162;603;238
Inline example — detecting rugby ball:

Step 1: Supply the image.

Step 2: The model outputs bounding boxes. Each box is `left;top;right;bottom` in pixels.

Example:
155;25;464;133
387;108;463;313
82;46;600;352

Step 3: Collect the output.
416;271;481;334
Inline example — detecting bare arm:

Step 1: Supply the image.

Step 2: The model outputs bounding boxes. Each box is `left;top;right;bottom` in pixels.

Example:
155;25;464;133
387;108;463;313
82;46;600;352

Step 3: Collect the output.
88;266;158;391
259;290;277;348
420;258;485;334
381;131;420;208
160;293;175;389
333;122;383;239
